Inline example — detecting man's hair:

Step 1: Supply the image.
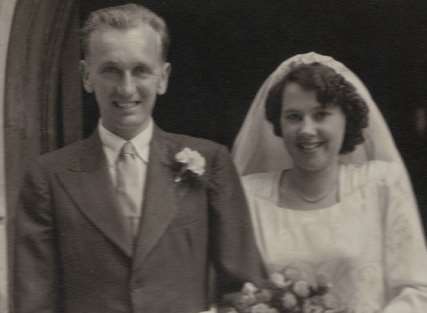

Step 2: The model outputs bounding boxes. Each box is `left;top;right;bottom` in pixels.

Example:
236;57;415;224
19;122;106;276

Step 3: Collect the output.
81;3;170;60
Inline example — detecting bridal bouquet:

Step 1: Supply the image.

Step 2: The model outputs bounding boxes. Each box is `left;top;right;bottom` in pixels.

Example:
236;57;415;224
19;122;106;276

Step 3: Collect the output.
220;266;347;313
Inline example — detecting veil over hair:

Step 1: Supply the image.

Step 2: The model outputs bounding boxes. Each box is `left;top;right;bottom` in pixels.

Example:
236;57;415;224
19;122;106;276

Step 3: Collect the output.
232;52;408;177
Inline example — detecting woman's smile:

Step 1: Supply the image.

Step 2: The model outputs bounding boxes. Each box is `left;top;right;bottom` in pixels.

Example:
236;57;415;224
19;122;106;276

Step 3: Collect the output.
296;139;325;152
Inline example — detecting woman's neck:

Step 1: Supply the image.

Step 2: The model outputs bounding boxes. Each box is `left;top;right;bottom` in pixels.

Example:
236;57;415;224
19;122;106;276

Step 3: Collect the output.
284;162;339;205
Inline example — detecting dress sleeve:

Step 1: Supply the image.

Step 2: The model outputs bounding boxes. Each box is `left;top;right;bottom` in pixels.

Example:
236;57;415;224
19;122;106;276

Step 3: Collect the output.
381;162;427;313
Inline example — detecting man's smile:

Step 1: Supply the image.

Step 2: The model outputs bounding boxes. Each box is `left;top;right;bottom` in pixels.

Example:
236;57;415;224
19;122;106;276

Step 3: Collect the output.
113;101;141;109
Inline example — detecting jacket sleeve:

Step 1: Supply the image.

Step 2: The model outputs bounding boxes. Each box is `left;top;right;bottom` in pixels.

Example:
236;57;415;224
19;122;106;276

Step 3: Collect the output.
14;159;61;313
207;144;267;297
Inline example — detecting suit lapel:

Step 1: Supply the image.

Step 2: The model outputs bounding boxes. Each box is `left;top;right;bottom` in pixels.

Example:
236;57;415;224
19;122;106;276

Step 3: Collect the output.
133;128;179;269
57;132;133;257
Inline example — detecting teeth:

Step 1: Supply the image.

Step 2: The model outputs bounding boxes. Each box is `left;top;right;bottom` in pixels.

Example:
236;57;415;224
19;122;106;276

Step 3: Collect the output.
298;142;322;150
115;102;138;109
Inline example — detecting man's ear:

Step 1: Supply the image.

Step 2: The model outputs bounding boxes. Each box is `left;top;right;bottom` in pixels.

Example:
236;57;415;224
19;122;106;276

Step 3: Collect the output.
80;60;94;93
157;62;171;95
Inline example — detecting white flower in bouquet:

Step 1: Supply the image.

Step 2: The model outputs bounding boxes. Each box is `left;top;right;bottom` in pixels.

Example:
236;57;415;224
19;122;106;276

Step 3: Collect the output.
220;265;347;313
269;272;291;289
281;292;298;310
249;303;277;313
242;282;258;295
292;280;311;298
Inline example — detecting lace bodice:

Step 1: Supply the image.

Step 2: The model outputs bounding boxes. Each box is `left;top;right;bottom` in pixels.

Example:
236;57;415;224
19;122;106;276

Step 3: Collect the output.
243;161;427;313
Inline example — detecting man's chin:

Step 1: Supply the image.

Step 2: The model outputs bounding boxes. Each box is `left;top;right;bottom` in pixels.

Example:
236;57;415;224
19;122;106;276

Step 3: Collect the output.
114;120;150;138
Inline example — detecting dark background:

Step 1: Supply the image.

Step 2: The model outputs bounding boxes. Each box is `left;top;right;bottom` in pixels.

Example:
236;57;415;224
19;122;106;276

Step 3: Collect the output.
80;0;427;219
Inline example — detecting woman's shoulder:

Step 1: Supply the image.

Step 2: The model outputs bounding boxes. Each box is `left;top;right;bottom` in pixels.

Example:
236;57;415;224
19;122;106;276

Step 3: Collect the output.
241;171;281;197
341;160;404;188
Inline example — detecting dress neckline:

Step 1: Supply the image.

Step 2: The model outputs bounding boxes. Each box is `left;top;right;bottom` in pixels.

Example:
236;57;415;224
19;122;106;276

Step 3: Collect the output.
272;167;344;212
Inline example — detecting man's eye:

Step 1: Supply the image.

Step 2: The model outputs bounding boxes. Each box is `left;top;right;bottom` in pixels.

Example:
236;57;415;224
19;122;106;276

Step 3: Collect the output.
101;66;120;74
133;66;151;77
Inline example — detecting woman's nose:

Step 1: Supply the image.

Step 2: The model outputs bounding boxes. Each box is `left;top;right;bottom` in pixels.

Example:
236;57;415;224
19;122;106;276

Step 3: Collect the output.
116;72;137;97
299;117;316;135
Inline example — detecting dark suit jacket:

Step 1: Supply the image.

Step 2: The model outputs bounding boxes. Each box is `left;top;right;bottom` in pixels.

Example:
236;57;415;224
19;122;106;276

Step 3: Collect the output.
14;126;265;313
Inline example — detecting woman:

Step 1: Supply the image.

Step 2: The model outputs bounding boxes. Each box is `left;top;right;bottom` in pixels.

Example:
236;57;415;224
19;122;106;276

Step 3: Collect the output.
232;52;427;313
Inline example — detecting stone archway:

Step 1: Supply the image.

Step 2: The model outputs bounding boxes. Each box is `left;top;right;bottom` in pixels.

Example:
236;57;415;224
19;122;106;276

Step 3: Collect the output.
0;2;18;311
4;1;80;311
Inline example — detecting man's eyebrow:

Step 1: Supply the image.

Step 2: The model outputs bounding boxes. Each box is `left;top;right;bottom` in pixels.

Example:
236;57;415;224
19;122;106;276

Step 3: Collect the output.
133;62;150;68
134;62;154;69
133;63;157;74
282;108;300;113
99;61;119;67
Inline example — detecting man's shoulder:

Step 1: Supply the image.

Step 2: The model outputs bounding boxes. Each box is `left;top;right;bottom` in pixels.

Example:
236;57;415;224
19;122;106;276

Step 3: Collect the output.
158;130;226;156
35;137;91;169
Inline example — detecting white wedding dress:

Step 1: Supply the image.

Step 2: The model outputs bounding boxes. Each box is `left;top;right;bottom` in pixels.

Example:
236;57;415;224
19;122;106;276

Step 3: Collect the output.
243;161;427;313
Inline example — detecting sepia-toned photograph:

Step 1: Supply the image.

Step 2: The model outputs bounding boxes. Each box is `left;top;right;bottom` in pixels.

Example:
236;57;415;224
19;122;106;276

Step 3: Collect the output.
1;1;427;312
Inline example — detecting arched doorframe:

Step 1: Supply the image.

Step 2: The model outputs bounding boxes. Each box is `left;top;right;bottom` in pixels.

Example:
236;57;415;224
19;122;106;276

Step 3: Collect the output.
4;0;80;311
0;2;18;311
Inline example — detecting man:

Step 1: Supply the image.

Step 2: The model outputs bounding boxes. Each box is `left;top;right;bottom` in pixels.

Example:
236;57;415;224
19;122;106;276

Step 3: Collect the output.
14;4;265;313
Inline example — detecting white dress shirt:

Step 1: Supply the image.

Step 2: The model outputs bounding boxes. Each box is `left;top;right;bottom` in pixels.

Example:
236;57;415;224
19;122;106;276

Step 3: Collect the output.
98;119;153;218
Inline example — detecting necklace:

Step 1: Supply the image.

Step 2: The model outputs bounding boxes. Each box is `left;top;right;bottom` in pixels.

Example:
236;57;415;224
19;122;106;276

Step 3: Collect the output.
293;186;336;203
281;171;338;204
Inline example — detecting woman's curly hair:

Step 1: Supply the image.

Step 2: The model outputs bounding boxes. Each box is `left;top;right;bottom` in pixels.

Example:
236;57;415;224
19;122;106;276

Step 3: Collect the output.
265;62;369;154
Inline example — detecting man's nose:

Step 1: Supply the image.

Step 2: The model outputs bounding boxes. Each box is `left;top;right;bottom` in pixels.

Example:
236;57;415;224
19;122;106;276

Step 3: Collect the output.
116;72;137;96
299;116;316;135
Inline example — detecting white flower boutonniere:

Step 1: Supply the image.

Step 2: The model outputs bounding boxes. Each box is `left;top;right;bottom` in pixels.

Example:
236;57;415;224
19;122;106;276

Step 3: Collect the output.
173;147;206;183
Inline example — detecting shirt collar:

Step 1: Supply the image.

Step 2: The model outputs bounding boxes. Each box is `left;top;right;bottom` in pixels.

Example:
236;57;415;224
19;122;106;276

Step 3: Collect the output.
98;119;153;165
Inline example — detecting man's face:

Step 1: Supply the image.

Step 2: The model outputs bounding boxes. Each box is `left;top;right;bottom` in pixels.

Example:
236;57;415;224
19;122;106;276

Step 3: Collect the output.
81;24;171;139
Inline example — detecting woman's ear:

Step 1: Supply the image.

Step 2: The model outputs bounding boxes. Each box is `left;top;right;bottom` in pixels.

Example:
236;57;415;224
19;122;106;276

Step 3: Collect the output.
80;60;94;93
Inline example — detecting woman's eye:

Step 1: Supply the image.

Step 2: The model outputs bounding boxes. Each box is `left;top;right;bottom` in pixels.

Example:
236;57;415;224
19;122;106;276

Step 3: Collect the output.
285;113;302;122
314;111;331;120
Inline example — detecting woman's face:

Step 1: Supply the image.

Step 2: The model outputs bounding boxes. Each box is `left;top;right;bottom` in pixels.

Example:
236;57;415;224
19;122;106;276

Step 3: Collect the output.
280;82;346;172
